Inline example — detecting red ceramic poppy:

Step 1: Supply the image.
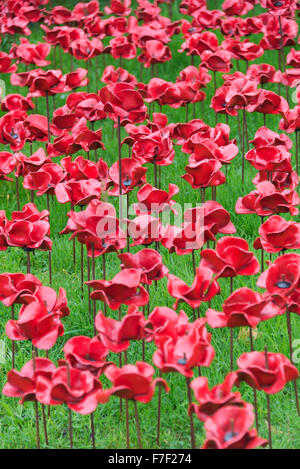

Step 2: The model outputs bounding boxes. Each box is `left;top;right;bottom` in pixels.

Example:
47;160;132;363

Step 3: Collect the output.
148;307;189;343
253;216;300;254
0;111;27;151
105;361;169;403
86;268;149;310
189;372;243;422
55;179;102;206
126;214;162;246
200;237;260;279
179;31;219;56
4;203;52;251
101;65;137;86
95;305;148;353
1;94;34;112
0;152;16;181
104;36;136;60
36;365;109;414
250;127;292;150
6;299;64;350
63;336;110;377
104;0;132;16
69;37;103;61
33;285;70;318
10;38;51;67
134;183;179;215
29;70;66;96
0;51;17;73
182;159;225;189
23;163;66;196
235;181;300;217
206;287;284;329
119;248;168;285
236;351;299;394
132;129;174;166
0;273;41;307
257;253;300;296
107;157;147;196
167;266;220;309
201;50;232;73
247;89;289;115
2;358;57;404
153;318;215;377
100;83;147;124
202;404;268;449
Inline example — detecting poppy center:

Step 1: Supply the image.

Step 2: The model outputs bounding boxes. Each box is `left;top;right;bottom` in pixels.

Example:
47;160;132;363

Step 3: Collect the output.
273;1;283;6
276;275;292;289
224;430;238;442
123;176;132;187
85;354;96;361
177;353;187;365
10;129;19;140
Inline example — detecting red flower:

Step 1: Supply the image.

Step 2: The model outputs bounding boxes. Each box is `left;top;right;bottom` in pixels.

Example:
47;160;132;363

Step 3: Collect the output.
24;114;60;143
286;48;300;68
0;152;16;181
6;299;65;350
200;237;260;279
246;64;277;85
55;179;102;206
104;36;136;60
29;70;66;96
105;361;169;402
247;89;289;115
179;31;219;56
201;50;232;73
23;163;66;196
119;248;168;285
253;216;300;254
134;183;179;214
0;52;17;73
132;129;174;166
182;159;225;189
63;336;110;376
61;155;103;181
36;365;109;414
202;404;268;449
167;267;220;309
101;65;137;86
261;0;296;16
1;94;34;112
153;318;215;377
126;214;162;246
250;126;292;150
0;273;41;307
236;351;299;394
189;373;242;422
0;111;27;151
69;37;103;61
206;287;284;329
33;285;70;318
95;306;148;353
107;157;147;196
2;358;56;404
100;83;147;124
104;0;132;16
10;38;51;67
64;68;88;91
257;253;300;296
4;203;52;251
86;269;149;310
223;38;264;62
148;307;189;343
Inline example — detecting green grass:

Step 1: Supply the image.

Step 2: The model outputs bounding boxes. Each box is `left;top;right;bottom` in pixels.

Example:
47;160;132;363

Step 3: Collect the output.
0;0;299;449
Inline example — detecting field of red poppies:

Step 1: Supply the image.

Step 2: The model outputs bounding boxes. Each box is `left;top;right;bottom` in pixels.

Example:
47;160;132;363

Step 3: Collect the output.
0;0;299;450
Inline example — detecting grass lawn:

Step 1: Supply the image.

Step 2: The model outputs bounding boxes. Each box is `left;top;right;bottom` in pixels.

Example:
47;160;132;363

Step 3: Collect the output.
0;0;299;449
